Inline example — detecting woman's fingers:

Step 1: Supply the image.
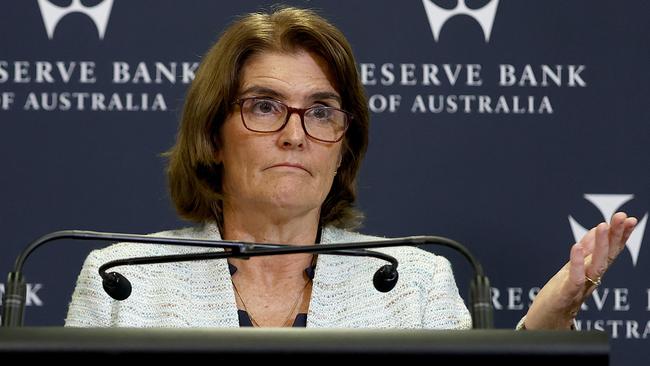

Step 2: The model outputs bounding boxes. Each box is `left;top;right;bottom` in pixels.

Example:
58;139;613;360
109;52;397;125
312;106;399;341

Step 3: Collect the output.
587;223;610;281
569;243;586;289
621;216;638;245
607;212;626;261
606;214;638;266
579;227;597;255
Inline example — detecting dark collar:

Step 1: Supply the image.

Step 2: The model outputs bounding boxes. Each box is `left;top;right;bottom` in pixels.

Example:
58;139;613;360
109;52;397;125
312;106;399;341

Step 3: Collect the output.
227;258;316;280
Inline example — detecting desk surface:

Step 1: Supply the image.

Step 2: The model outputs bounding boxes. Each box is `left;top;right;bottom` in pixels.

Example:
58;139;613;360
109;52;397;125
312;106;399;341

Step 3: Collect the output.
0;327;609;364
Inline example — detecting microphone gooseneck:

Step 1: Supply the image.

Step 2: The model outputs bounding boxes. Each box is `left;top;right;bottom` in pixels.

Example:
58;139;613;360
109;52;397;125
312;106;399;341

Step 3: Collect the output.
97;246;399;297
2;230;492;328
470;274;492;329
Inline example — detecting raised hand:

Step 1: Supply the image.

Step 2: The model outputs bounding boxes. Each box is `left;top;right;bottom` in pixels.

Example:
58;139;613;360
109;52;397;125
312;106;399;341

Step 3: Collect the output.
523;212;638;329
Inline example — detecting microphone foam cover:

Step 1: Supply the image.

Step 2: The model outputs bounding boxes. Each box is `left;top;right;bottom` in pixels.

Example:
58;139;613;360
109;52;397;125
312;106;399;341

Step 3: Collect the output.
373;264;399;292
102;272;132;300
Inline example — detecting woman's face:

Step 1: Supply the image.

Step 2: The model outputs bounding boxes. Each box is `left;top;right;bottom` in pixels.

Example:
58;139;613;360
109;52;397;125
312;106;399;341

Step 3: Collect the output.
217;49;344;219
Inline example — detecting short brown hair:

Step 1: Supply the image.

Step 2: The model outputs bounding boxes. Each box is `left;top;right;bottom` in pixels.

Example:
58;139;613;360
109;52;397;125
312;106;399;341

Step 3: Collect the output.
166;6;369;230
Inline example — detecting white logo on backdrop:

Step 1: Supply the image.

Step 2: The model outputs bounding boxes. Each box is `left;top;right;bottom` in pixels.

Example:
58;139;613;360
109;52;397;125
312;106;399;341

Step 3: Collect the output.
422;0;499;42
37;0;114;40
569;194;647;267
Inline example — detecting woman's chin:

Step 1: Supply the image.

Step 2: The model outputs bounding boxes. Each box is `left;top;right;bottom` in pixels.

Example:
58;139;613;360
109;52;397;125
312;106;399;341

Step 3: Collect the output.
261;190;322;213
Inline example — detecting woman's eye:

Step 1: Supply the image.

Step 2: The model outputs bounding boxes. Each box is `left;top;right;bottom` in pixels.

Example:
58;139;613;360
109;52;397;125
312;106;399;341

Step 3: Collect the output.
312;107;331;119
254;101;276;113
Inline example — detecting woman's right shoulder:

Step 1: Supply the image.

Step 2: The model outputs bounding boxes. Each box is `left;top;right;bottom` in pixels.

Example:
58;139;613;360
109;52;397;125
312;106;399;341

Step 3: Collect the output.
85;223;218;263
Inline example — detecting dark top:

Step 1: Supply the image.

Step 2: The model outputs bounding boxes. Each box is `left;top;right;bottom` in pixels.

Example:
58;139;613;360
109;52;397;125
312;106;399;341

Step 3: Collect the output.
228;262;315;327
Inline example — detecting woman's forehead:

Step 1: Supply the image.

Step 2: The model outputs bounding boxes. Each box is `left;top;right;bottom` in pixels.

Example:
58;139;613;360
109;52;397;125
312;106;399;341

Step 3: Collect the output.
238;50;340;102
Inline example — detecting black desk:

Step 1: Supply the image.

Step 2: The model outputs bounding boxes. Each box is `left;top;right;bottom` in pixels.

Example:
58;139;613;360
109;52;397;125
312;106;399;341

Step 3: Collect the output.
0;327;608;364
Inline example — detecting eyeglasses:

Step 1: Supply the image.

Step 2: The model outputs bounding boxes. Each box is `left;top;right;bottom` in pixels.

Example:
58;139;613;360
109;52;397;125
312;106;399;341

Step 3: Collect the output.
233;97;352;143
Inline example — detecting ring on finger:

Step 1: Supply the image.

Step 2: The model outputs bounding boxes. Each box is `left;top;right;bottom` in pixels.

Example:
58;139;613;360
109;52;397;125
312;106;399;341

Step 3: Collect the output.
585;275;602;287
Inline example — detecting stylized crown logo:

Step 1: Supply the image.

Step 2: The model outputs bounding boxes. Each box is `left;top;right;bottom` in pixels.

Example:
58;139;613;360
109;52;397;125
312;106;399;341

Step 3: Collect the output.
421;0;499;42
37;0;114;40
569;194;647;267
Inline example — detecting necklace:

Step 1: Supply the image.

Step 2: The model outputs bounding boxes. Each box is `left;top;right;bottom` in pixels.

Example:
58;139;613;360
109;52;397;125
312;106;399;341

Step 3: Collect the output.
232;278;312;327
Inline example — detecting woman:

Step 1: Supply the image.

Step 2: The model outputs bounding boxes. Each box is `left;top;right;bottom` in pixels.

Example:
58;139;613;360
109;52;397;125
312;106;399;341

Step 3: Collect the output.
65;7;637;329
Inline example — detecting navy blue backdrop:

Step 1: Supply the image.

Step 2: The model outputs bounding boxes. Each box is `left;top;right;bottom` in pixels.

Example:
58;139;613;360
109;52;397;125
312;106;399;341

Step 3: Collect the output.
0;1;648;365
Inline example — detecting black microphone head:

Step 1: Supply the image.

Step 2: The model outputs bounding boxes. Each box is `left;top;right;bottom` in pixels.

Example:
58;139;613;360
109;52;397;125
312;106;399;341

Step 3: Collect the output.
373;264;399;292
102;272;132;300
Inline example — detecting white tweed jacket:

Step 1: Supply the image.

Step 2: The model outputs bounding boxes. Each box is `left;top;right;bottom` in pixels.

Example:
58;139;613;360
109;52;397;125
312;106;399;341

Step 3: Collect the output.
65;222;472;329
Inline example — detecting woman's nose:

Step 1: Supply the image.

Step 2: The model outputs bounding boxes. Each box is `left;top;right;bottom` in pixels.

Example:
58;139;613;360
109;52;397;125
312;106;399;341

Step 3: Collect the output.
279;112;306;148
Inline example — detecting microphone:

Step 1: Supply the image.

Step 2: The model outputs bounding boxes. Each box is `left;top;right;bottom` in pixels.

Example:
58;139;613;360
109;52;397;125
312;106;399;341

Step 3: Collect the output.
2;231;492;329
101;272;132;301
373;264;399;293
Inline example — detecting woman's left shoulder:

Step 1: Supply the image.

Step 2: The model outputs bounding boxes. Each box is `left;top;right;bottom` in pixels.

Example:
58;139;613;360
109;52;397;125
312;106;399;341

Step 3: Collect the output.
321;226;387;244
322;227;448;269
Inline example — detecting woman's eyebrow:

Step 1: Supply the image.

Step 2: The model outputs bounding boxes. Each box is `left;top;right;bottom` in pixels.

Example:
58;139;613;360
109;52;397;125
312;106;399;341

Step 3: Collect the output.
239;86;341;105
310;92;341;105
239;86;285;99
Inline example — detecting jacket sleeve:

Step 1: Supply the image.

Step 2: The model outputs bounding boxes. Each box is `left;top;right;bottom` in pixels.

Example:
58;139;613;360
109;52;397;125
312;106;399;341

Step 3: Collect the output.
423;255;472;329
